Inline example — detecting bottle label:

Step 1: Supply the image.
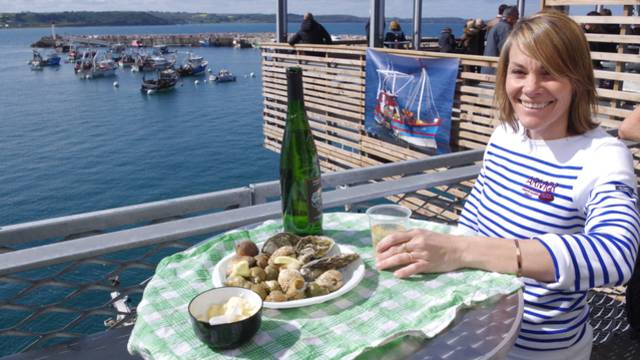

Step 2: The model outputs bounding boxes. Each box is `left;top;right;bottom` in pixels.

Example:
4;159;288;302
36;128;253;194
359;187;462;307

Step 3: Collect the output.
307;177;322;222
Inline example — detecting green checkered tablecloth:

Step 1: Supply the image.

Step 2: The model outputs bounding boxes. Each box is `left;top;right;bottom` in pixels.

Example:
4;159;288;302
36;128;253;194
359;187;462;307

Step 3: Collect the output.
127;212;522;360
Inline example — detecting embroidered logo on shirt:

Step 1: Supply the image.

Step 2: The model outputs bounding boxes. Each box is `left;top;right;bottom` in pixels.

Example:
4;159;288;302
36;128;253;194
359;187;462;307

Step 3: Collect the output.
523;177;558;203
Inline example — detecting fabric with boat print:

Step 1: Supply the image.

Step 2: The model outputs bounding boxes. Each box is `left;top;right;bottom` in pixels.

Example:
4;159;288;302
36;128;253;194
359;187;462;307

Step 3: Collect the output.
127;212;522;360
365;49;458;154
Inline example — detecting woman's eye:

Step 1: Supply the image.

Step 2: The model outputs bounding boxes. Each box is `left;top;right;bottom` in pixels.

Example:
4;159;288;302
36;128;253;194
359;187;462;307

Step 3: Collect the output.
510;69;525;75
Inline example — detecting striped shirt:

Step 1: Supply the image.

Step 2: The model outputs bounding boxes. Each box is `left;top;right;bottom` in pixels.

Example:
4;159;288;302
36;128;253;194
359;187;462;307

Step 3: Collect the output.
459;125;640;352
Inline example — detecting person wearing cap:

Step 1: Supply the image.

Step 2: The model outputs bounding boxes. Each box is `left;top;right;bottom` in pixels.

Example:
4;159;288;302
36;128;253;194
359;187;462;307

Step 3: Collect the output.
384;20;407;48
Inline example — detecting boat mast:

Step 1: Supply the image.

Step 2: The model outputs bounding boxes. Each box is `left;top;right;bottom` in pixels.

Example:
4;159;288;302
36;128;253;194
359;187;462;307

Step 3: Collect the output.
416;68;426;121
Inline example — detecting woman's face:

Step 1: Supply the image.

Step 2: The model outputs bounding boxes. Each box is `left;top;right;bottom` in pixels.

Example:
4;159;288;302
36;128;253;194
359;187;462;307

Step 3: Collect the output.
506;44;573;140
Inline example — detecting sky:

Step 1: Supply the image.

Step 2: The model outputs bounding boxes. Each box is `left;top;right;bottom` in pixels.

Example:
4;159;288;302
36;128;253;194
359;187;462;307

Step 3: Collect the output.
0;0;556;20
0;1;615;20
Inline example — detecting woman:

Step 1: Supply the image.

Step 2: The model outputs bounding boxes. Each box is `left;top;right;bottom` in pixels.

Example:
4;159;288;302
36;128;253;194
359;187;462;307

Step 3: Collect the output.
376;10;639;359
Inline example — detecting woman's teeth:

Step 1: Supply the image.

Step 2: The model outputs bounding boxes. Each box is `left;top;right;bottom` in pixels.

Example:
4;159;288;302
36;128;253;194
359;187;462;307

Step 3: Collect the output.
520;100;552;109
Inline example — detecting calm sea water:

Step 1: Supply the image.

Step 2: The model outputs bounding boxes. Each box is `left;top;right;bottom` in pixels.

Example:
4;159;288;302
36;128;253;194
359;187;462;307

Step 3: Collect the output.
0;22;462;227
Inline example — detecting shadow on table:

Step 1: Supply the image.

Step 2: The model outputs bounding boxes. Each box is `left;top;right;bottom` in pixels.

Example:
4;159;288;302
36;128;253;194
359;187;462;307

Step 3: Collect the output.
220;318;301;359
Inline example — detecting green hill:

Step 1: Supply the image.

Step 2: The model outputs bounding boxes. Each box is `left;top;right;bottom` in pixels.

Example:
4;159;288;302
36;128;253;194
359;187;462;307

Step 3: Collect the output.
0;11;464;28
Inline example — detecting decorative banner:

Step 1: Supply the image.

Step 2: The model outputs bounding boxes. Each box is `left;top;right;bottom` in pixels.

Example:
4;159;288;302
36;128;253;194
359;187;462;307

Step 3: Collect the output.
365;49;459;154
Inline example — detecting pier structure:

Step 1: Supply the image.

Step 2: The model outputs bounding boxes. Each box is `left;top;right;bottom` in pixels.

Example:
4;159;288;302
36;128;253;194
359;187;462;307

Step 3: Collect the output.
2;0;640;359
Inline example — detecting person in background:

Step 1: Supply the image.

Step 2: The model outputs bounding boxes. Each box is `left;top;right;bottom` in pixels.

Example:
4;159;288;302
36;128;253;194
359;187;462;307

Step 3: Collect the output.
486;4;509;34
619;106;640;141
376;10;639;360
288;13;332;46
461;18;486;55
582;11;603;69
384;20;407;48
484;6;519;57
438;27;456;53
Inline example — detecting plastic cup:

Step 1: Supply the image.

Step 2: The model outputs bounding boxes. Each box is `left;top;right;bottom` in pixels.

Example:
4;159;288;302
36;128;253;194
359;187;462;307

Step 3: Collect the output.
366;204;412;253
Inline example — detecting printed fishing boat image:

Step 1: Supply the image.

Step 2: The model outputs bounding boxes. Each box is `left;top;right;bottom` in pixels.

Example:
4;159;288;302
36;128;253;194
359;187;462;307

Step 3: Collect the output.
374;67;441;149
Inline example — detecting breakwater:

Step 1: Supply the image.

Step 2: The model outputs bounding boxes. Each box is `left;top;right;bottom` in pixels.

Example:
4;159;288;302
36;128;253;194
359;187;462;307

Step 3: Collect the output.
32;32;366;48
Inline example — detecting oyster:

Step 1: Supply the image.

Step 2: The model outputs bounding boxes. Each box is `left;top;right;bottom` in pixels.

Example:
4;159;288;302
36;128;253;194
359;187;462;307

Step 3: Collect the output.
262;232;300;255
315;269;344;292
295;235;335;263
300;253;360;281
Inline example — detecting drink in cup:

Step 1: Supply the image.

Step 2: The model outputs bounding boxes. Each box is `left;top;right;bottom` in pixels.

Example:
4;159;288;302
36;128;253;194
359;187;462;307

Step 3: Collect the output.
366;204;412;253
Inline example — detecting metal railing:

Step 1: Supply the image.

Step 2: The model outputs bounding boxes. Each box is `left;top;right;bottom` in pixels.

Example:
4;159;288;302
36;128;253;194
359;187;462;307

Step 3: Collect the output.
0;148;483;356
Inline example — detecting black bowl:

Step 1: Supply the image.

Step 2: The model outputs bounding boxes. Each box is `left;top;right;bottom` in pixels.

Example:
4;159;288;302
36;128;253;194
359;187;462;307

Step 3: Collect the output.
188;287;263;350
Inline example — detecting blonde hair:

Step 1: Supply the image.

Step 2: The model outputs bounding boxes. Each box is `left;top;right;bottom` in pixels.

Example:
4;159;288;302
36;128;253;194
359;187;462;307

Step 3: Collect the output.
390;20;400;31
494;10;598;135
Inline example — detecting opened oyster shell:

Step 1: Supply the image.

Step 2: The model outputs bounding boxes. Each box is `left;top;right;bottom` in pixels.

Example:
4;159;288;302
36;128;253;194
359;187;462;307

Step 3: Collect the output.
295;235;335;263
300;253;360;281
261;232;300;255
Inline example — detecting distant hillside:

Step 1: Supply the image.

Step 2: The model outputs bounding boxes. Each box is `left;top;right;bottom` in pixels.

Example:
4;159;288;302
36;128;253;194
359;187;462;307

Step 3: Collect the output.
0;11;464;28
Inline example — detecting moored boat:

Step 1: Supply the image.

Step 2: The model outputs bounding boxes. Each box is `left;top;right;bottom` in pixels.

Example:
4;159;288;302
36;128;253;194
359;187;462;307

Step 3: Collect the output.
213;69;237;83
141;69;179;94
176;53;208;77
29;50;61;69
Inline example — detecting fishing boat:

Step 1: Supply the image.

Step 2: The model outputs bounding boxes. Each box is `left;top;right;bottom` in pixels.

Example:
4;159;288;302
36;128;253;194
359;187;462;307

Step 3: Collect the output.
132;54;176;72
374;67;441;149
29;50;61;69
75;51;117;79
176;53;208;77
213;69;237;82
141;69;179;94
118;52;137;68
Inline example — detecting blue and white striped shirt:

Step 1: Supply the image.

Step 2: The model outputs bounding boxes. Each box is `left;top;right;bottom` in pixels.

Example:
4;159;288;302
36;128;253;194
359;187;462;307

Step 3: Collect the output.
459;125;639;352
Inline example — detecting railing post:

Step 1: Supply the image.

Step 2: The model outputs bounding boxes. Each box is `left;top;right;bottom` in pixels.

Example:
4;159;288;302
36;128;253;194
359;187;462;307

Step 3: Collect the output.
412;0;422;50
369;0;384;48
517;0;525;18
276;0;288;43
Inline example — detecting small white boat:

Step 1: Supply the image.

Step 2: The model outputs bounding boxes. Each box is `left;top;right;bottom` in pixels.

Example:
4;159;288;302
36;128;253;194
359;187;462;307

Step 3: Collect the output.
214;69;236;83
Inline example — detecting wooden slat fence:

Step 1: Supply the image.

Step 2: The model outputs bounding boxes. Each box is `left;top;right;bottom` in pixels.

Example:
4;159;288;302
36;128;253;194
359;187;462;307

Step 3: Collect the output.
261;2;640;220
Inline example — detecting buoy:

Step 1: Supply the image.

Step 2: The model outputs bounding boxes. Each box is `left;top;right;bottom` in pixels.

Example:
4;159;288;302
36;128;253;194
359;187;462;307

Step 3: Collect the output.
249;72;255;78
194;80;199;85
209;75;216;82
113;81;119;87
146;89;153;95
207;68;212;73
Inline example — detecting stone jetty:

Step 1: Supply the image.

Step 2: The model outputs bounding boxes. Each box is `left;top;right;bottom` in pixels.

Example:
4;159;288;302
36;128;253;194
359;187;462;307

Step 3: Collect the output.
32;32;365;49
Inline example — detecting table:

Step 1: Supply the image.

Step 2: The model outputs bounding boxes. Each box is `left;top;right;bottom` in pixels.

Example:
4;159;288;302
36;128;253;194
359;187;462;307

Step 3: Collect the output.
127;212;523;360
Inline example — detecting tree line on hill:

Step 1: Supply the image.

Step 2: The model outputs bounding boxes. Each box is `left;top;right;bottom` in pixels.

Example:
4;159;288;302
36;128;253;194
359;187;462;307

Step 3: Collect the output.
0;11;463;28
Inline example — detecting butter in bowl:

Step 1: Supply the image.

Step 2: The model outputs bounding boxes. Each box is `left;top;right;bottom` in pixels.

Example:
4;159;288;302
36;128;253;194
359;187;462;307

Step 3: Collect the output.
188;287;263;349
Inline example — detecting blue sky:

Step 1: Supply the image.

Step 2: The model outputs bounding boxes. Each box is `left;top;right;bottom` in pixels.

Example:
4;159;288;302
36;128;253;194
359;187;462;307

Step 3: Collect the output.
0;1;614;19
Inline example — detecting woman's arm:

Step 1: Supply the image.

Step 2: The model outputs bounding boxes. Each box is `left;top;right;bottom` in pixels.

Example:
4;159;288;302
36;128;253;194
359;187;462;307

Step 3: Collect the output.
619;106;640;141
375;230;556;282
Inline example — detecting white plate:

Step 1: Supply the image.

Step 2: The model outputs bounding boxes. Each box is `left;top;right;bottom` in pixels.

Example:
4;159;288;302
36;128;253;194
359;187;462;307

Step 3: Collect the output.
211;244;365;309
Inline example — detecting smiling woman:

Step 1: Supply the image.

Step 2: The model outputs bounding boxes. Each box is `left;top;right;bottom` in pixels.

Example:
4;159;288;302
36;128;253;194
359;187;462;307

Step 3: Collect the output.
375;10;639;360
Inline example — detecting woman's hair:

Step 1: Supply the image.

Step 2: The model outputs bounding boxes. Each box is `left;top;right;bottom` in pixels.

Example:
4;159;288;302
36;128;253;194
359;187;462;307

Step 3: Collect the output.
390;20;400;31
494;10;598;135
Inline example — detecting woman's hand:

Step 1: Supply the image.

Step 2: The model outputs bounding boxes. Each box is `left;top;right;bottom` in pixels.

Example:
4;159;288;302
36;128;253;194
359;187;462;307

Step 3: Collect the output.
375;229;464;278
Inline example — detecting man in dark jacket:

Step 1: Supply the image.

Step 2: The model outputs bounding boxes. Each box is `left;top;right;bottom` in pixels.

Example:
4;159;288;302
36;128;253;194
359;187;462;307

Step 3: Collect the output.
288;13;332;45
438;27;456;53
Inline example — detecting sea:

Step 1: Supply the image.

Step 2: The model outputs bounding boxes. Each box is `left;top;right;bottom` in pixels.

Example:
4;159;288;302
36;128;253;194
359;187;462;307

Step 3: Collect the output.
0;21;462;355
0;21;463;227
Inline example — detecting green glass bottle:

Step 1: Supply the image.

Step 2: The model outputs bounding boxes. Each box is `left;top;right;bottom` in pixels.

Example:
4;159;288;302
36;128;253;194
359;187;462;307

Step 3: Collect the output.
280;67;323;236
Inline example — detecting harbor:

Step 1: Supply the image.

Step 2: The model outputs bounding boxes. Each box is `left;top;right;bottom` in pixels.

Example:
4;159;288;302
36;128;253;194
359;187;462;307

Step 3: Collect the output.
1;0;640;359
